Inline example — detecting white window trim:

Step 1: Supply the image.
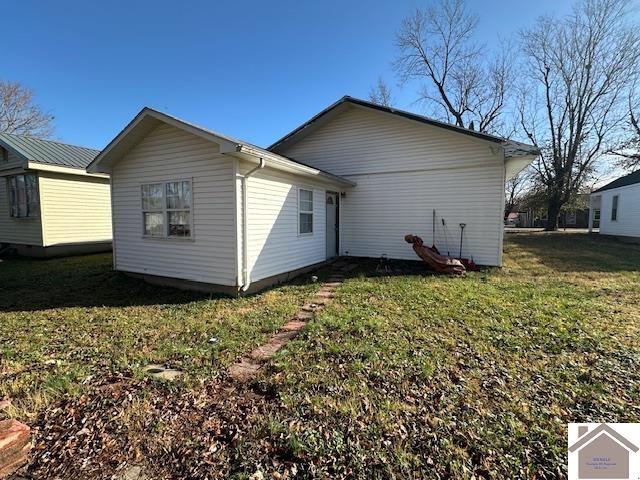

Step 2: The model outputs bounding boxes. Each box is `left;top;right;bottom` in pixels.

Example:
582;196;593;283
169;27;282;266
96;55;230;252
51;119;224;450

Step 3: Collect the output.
611;195;619;222
298;187;314;236
141;179;194;240
7;173;39;219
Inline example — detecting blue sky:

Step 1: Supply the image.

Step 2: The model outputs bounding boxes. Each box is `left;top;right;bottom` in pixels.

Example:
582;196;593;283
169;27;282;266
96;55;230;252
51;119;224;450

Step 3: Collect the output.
4;0;574;149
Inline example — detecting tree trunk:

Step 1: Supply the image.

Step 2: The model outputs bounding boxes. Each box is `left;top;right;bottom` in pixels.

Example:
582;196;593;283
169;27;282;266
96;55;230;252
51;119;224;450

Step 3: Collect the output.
545;197;561;231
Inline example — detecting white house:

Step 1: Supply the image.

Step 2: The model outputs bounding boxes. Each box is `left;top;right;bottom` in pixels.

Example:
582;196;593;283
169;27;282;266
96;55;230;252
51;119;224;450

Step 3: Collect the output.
589;170;640;238
87;97;538;295
0;133;112;257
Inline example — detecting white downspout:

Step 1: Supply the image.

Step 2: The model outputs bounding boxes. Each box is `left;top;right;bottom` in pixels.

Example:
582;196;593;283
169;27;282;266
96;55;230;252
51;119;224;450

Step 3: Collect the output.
240;158;266;292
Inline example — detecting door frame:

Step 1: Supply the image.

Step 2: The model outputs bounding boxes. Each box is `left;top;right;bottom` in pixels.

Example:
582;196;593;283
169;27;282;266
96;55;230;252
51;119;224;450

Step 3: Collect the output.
326;190;339;259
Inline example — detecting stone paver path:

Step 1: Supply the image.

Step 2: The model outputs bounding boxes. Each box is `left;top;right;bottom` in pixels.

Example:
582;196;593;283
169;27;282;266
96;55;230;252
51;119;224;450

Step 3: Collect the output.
228;261;356;382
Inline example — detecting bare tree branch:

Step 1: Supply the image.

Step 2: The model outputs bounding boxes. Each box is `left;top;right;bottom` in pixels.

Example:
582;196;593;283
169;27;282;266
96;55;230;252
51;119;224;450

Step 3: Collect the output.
394;0;511;134
0;80;54;138
518;0;640;230
368;77;394;107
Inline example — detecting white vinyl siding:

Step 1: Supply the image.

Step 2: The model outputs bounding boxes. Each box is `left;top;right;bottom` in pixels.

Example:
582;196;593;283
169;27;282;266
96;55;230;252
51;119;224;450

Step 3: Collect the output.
0;173;43;245
38;172;112;246
240;161;329;282
338;167;503;263
275;105;505;266
110;123;236;286
597;185;640;237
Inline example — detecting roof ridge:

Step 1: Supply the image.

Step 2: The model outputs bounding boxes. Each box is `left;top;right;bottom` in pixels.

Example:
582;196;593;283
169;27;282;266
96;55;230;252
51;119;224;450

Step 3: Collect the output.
343;96;506;141
569;424;639;453
88;107;355;187
267;95;539;153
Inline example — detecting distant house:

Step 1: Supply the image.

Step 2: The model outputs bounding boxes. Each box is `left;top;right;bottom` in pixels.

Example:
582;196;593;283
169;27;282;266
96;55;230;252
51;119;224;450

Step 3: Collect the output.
87;97;538;295
589;170;640;237
514;193;591;229
0;133;112;257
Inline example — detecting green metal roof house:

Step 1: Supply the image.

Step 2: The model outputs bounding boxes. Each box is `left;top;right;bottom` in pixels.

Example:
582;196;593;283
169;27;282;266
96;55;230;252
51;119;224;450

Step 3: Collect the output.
0;133;112;257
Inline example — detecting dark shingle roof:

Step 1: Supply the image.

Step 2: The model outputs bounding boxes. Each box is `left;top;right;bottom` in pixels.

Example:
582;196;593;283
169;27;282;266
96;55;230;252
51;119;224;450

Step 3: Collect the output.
593;170;640;193
0;132;99;169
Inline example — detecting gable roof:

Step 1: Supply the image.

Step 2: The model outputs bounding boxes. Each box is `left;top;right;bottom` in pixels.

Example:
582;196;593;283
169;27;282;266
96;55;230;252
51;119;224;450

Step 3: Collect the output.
268;96;540;158
569;424;639;453
87;108;355;187
593;170;640;193
0;132;99;170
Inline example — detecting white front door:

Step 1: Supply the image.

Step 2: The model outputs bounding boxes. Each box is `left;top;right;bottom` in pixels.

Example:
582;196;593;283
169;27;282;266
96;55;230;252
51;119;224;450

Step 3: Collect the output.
326;192;338;259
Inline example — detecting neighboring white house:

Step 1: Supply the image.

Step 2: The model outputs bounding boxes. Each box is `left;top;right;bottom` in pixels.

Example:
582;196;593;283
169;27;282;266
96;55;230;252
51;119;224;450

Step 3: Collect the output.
87;97;538;295
0;133;112;257
589;170;640;238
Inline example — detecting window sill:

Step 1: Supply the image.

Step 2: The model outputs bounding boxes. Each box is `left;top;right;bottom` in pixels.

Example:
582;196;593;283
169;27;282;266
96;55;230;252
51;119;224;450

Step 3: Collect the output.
142;235;195;242
297;232;314;237
10;216;38;221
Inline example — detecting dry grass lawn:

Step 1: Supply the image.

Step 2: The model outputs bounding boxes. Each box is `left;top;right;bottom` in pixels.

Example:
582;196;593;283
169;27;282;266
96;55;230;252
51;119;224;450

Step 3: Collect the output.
1;232;638;479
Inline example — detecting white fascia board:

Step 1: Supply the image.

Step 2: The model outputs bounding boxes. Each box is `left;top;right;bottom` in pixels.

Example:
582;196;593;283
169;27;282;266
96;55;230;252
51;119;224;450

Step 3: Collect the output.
28;162;109;178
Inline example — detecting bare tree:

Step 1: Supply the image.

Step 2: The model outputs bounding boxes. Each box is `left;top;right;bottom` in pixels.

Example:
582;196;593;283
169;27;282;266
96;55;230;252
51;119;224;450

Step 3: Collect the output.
368;77;394;107
518;0;640;230
394;0;512;134
0;80;54;137
504;170;530;220
610;92;640;170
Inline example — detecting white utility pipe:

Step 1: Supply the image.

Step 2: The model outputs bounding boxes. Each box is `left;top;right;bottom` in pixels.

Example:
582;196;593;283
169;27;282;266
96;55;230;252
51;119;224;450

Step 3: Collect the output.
240;158;266;292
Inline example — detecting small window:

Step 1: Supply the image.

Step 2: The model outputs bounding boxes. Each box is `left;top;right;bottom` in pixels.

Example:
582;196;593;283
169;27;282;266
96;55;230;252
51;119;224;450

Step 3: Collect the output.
611;195;619;221
299;188;313;234
1;147;8;163
141;180;192;238
8;173;38;218
594;209;601;221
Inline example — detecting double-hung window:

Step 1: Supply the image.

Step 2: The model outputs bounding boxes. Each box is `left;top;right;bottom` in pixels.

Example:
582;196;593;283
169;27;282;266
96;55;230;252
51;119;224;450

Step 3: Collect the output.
611;195;619;221
8;174;38;218
142;180;192;238
298;188;313;234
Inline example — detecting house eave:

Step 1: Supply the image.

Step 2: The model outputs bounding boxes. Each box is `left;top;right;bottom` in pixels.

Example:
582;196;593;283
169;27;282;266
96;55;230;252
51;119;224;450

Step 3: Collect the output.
88;107;356;188
28;162;109;178
234;145;356;188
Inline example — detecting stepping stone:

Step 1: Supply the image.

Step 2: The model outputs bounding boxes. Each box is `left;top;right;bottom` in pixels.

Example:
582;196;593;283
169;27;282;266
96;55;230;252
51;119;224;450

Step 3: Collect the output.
0;419;30;478
250;331;298;361
324;282;342;288
114;465;148;480
295;310;314;320
229;359;261;381
142;364;183;381
281;320;306;332
316;291;333;299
